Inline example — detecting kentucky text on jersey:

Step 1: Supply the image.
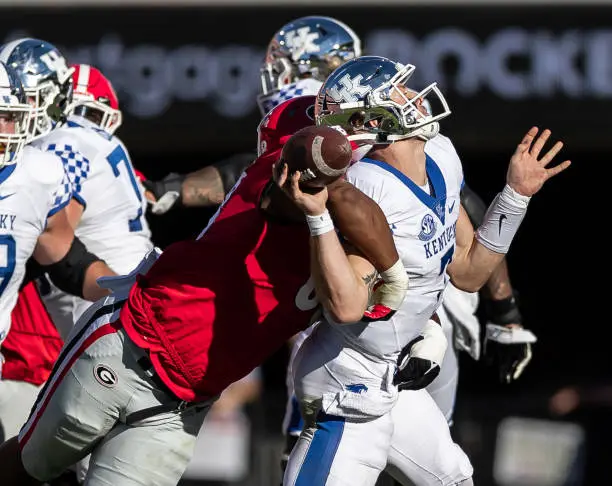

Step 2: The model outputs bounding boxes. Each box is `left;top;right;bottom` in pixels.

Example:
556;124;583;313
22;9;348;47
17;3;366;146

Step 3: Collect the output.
424;222;456;259
0;214;16;230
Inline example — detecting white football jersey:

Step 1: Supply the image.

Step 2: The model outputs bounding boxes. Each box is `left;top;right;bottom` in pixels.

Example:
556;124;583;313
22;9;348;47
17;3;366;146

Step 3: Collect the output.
32;115;153;335
33;115;153;275
0;146;72;343
291;134;464;418
334;133;464;358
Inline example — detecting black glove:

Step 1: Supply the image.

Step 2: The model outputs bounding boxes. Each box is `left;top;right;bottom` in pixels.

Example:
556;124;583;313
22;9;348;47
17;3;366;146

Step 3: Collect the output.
142;173;185;215
484;324;536;384
393;319;447;391
482;293;535;384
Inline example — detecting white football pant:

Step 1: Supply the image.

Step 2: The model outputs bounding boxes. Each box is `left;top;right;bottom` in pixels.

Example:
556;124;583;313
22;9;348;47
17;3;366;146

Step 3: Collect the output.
0;379;42;443
425;307;459;424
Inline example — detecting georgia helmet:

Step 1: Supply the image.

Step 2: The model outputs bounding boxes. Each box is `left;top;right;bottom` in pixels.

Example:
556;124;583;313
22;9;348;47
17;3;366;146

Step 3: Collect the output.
257;94;316;157
257;16;361;116
0;38;74;140
315;55;451;144
68;64;122;135
0;61;34;166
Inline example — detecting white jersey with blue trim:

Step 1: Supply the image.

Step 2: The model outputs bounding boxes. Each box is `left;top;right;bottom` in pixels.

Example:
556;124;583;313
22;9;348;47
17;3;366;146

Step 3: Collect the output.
33;115;153;275
335;133;463;359
292;134;464;419
0;145;71;343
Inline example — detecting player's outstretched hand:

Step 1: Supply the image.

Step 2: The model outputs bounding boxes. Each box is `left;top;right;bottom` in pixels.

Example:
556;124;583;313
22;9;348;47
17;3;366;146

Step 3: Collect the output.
273;161;328;217
506;127;571;197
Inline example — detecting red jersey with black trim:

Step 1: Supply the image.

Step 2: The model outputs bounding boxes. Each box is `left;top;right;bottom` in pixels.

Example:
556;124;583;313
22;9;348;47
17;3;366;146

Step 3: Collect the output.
119;148;318;402
2;281;63;386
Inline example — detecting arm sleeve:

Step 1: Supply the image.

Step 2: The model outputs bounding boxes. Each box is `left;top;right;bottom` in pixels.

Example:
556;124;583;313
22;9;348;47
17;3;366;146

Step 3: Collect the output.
214;151;257;194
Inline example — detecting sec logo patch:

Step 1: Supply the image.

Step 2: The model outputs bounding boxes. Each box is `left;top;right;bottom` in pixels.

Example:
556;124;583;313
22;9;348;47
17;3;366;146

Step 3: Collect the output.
94;364;118;387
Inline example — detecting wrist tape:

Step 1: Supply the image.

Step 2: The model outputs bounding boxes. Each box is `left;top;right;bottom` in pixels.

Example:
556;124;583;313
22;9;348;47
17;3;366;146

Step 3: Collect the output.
476;184;531;254
376;259;410;310
306;210;335;236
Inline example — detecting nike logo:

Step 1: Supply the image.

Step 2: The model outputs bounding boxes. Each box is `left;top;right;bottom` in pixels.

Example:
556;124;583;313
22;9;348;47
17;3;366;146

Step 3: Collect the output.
499;214;507;235
448;201;456;213
0;193;15;201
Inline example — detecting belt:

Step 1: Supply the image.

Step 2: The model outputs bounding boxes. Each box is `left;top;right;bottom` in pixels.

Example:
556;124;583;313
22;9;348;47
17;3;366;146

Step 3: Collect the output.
123;334;201;425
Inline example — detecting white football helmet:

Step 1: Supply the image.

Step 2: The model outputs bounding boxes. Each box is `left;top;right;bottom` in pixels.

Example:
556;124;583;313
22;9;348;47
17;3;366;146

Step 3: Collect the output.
315;56;451;144
257;16;361;116
0;61;33;166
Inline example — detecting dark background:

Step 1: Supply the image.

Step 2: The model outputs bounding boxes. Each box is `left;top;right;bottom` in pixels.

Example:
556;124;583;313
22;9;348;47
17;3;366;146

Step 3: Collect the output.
6;4;608;485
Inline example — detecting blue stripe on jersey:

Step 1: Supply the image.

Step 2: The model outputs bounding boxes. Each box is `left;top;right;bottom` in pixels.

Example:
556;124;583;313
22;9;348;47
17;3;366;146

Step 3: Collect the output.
295;412;345;486
361;155;448;225
286;395;305;435
0;164;16;185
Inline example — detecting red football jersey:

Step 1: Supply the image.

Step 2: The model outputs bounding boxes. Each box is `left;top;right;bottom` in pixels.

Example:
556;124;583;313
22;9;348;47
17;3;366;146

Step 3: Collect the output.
2;281;63;386
119;96;320;402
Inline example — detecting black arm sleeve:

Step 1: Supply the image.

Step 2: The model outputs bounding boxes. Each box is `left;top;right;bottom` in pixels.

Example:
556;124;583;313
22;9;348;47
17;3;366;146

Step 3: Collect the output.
20;258;45;290
460;182;488;228
40;237;103;298
215;151;257;194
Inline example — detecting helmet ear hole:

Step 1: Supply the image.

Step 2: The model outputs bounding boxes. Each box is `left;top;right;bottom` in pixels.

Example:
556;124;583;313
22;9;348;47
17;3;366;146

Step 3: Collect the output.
349;111;366;130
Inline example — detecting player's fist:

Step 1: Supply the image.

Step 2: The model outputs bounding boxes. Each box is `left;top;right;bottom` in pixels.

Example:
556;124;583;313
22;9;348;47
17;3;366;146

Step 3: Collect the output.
506;127;571;197
273;161;328;217
394;319;447;391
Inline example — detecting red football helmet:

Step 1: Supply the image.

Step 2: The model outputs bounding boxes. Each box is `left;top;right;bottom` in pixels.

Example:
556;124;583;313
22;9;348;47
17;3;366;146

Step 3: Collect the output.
68;64;122;135
257;95;316;157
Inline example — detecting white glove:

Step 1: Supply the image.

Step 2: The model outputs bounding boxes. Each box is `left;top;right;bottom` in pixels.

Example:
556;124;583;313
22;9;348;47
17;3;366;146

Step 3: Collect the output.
394;319;448;391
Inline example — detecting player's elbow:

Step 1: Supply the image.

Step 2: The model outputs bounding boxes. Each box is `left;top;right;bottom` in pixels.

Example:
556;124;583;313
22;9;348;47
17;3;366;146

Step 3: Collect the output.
324;290;368;324
449;274;487;293
328;307;365;324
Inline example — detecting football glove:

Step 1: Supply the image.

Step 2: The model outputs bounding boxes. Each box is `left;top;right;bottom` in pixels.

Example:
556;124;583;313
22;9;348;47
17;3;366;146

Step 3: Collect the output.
484;323;537;384
142;173;184;215
393;319;448;391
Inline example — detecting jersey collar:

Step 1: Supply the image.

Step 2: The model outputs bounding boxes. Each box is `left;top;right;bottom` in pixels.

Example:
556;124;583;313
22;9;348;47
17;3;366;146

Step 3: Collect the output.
360;154;447;224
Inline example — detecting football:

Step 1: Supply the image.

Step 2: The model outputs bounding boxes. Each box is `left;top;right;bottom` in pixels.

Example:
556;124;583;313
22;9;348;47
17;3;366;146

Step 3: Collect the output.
281;125;352;188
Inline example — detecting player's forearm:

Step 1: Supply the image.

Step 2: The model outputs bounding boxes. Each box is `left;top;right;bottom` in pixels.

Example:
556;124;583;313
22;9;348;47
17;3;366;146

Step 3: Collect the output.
81;261;116;301
310;231;369;323
449;241;505;293
181;166;226;207
327;180;399;272
481;259;514;301
451;186;530;292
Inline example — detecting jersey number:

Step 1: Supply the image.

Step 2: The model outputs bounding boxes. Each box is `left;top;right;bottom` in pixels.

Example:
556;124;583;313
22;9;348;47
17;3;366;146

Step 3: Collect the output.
439;245;455;276
106;145;144;232
0;235;16;296
295;276;319;311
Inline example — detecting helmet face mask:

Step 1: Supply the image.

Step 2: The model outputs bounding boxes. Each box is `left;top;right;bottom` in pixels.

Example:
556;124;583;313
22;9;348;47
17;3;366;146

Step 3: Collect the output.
0;62;33;166
0;38;74;141
24;79;61;138
68;64;122;135
316;56;451;145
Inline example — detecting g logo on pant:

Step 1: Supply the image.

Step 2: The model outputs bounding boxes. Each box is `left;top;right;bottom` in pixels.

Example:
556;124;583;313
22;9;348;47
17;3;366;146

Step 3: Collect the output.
94;364;118;387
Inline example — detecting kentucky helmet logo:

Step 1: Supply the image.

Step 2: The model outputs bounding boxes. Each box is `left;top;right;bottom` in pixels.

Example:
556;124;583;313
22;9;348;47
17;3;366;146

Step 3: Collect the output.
285;27;320;61
418;214;437;241
328;74;371;103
